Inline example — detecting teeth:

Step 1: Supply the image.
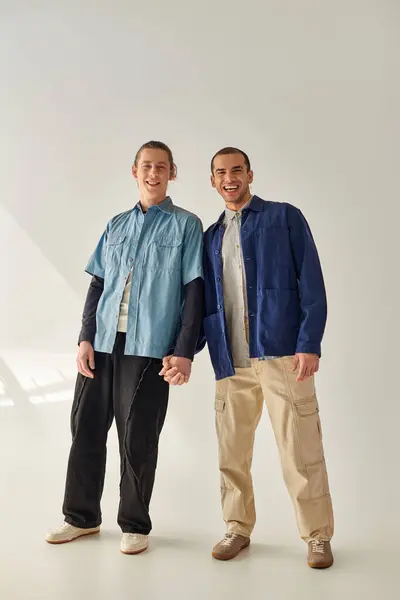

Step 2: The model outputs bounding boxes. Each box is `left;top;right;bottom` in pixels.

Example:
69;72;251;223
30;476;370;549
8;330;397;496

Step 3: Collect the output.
224;186;239;191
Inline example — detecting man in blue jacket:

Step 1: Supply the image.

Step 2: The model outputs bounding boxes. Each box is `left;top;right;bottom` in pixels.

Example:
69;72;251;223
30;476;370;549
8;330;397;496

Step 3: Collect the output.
196;147;333;567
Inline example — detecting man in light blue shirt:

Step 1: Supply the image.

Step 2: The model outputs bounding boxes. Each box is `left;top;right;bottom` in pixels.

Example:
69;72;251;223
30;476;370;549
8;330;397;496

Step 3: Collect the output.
85;193;203;358
46;141;204;555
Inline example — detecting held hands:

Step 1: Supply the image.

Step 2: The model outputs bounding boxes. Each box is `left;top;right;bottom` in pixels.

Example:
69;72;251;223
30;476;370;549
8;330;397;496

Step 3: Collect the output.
292;353;319;382
76;347;316;384
159;355;192;386
77;341;95;378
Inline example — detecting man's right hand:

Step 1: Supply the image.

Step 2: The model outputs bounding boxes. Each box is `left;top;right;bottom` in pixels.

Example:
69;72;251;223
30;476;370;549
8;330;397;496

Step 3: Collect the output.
159;355;191;385
77;341;95;378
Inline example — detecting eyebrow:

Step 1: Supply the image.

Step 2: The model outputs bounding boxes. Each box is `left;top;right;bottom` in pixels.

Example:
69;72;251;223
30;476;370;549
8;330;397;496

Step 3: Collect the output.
215;165;243;173
142;161;168;166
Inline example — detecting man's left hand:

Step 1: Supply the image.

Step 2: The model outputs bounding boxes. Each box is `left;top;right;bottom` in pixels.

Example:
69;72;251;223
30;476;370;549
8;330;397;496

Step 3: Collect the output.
159;355;192;386
292;353;319;382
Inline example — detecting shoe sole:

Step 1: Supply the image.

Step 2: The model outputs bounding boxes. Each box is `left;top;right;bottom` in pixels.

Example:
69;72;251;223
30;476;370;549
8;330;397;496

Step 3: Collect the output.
120;546;148;555
46;529;100;545
212;539;251;561
308;559;334;569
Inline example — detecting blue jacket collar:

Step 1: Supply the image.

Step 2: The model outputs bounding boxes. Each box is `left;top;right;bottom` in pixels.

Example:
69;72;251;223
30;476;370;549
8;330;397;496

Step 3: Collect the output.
215;195;264;227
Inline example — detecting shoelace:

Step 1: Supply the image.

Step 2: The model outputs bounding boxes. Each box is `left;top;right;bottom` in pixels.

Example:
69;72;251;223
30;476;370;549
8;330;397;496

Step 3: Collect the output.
220;533;239;547
311;540;325;554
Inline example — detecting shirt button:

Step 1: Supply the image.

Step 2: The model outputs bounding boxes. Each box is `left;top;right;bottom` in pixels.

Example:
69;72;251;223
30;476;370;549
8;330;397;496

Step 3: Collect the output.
248;285;253;289
215;250;220;255
217;304;222;310
245;257;250;261
217;277;221;282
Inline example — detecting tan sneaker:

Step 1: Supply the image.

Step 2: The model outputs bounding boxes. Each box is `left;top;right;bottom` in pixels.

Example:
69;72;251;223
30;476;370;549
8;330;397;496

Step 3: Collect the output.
212;533;250;561
46;522;100;544
120;533;148;555
307;540;334;569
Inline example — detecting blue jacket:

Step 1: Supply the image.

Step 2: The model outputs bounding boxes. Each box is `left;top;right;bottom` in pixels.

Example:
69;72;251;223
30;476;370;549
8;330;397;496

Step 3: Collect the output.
200;195;327;380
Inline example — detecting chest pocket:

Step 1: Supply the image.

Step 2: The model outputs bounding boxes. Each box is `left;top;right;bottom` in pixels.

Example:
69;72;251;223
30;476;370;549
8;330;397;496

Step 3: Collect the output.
254;227;296;289
146;235;183;273
106;234;126;269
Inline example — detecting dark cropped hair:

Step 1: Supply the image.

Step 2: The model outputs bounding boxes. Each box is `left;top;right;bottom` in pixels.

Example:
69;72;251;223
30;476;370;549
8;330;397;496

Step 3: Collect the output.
211;147;251;173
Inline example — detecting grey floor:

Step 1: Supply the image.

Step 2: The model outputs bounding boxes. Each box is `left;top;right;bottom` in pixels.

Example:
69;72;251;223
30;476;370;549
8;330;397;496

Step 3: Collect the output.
0;352;398;600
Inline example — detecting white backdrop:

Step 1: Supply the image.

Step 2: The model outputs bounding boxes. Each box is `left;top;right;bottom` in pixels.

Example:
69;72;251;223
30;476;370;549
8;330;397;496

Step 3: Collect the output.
1;2;399;598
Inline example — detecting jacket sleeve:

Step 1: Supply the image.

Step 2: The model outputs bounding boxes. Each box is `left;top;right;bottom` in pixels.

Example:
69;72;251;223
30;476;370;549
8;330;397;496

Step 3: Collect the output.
287;205;327;356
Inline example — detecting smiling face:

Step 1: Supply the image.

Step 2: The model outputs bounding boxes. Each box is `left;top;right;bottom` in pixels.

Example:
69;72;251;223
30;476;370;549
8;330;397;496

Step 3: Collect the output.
132;148;175;207
211;152;253;211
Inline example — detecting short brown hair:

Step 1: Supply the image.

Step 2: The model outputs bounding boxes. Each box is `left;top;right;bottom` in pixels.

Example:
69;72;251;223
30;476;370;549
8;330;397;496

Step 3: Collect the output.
211;147;251;173
134;140;177;177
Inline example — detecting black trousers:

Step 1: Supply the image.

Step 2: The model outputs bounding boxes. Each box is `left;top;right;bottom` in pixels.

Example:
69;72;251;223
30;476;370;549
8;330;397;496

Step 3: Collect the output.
62;333;169;534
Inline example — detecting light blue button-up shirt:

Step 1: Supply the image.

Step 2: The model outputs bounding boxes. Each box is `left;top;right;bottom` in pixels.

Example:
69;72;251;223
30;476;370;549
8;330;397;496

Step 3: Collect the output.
85;197;203;358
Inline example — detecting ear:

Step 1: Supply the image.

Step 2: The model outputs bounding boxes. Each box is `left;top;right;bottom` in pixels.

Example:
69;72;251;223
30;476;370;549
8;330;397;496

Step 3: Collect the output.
248;170;254;185
132;164;138;180
169;163;177;181
210;174;216;188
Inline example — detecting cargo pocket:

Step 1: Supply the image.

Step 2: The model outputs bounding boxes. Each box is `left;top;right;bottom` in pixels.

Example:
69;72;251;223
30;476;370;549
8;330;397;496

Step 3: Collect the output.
294;396;324;467
215;397;225;412
303;460;329;499
214;396;226;435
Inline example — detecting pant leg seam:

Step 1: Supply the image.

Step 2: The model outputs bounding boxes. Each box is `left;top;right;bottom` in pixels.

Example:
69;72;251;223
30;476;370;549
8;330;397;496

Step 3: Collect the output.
120;359;153;494
70;376;88;439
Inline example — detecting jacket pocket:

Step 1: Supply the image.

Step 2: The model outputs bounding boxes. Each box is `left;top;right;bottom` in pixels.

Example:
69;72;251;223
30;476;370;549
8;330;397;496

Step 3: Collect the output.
259;289;301;333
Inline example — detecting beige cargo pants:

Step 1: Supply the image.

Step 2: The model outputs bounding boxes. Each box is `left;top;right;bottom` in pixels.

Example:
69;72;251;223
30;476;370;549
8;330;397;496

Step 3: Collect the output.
215;356;334;542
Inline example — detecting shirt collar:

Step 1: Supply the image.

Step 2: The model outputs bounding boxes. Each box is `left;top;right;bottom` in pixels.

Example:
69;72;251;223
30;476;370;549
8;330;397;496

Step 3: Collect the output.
224;196;253;220
216;194;263;226
134;196;173;215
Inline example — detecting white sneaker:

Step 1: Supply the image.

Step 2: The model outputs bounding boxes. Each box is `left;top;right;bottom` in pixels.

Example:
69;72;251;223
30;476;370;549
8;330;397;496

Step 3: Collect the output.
120;533;148;555
46;521;100;544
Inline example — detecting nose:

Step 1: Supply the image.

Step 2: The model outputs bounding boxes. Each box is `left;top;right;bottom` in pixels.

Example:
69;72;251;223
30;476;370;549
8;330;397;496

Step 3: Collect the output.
224;171;236;183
